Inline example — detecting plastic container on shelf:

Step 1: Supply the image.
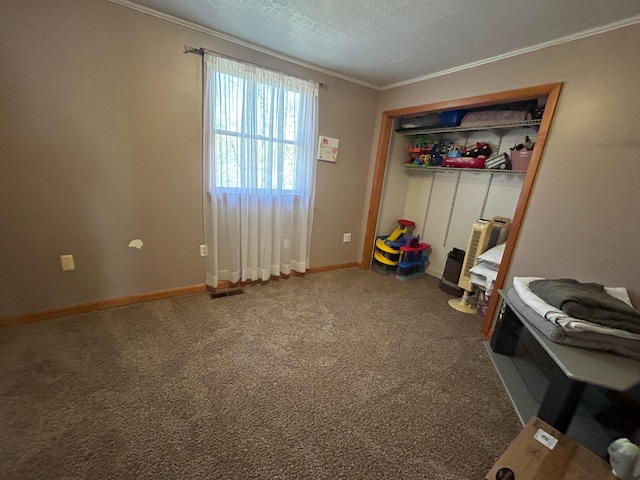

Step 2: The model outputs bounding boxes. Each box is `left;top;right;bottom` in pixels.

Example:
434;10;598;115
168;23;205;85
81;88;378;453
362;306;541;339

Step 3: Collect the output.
510;149;533;171
439;109;467;127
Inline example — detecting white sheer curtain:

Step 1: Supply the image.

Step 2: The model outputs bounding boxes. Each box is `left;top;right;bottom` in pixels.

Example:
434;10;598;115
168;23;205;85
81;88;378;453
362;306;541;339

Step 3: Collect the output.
203;54;319;287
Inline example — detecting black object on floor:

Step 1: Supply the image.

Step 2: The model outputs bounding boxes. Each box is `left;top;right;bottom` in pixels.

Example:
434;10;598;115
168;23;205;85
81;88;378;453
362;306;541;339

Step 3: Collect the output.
210;288;244;299
439;248;465;297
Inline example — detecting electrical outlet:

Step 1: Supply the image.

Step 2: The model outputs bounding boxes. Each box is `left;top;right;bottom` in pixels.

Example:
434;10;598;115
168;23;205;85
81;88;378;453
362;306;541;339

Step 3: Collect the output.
60;254;75;271
343;233;351;243
200;244;208;257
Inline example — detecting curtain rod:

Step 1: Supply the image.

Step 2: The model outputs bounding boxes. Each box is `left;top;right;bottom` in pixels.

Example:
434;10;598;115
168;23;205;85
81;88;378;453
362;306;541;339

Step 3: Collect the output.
183;45;325;88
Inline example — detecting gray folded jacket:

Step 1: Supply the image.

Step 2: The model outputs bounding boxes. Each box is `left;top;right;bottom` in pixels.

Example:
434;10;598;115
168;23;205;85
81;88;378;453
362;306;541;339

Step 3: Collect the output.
529;278;640;335
506;288;640;360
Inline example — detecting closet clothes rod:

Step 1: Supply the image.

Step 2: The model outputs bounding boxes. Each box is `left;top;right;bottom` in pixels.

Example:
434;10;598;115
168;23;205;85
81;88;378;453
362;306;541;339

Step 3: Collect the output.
183;45;326;87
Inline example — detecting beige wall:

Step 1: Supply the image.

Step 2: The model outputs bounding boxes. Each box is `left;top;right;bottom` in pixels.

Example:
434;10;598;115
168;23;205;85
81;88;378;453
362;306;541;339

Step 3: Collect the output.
3;0;639;317
371;23;640;304
0;0;379;316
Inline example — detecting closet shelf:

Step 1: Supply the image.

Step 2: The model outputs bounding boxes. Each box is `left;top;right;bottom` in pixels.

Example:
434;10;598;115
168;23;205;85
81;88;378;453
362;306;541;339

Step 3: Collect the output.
404;165;526;175
396;119;542;137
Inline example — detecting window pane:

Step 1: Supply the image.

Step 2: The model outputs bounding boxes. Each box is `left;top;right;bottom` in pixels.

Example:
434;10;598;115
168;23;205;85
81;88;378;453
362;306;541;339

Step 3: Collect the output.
211;70;307;192
284;91;299;142
215;73;244;133
214;134;240;189
282;144;296;190
255;82;272;139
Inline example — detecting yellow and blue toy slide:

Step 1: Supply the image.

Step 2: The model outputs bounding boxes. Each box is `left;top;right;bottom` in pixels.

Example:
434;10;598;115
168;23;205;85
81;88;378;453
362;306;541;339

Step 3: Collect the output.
373;219;416;267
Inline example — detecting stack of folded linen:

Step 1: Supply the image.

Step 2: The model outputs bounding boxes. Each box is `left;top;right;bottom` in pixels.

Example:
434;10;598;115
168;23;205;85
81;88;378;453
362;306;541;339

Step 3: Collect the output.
470;243;505;295
512;276;640;360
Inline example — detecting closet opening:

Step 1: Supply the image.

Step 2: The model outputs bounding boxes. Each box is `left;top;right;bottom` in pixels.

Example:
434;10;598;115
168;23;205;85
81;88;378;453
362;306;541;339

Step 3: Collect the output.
361;83;563;337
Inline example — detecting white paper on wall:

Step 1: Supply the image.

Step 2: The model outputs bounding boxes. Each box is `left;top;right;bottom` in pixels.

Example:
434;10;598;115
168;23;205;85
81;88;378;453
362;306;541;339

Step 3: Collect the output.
317;135;339;163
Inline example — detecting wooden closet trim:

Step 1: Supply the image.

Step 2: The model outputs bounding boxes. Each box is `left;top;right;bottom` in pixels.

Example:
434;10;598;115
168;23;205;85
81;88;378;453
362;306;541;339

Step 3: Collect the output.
360;83;563;338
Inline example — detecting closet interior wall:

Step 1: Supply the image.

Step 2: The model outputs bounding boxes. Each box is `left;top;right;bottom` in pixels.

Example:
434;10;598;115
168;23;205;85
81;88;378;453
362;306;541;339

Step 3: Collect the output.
377;120;541;279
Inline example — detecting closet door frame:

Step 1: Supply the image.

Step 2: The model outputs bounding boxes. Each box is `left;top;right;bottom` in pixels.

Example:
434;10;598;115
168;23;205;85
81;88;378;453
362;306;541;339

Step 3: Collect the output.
361;83;563;338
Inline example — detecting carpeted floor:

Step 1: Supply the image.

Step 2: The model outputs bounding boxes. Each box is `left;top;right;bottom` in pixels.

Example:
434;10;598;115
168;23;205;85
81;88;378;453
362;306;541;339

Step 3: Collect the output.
0;268;520;479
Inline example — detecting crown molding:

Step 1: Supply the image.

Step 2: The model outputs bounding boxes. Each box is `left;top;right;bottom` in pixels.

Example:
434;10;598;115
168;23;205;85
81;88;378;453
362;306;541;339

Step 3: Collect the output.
380;14;640;90
105;0;381;90
105;2;640;92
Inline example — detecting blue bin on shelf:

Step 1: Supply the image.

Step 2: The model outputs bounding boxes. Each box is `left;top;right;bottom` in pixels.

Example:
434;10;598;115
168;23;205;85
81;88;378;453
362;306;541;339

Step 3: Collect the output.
439;109;467;127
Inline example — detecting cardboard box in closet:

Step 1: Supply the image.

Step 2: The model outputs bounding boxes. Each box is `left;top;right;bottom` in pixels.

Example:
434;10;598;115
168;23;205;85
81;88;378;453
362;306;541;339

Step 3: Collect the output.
485;417;616;480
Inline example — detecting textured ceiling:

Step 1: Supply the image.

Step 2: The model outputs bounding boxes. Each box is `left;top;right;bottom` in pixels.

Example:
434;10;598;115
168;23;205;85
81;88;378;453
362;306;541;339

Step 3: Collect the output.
121;0;640;88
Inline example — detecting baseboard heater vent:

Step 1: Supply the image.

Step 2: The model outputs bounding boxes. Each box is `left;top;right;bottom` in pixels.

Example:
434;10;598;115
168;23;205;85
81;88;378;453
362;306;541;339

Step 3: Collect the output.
209;288;244;299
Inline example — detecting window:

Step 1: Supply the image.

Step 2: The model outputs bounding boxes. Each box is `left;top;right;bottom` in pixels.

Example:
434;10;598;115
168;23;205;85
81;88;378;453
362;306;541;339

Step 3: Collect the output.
202;53;319;285
208;61;316;193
